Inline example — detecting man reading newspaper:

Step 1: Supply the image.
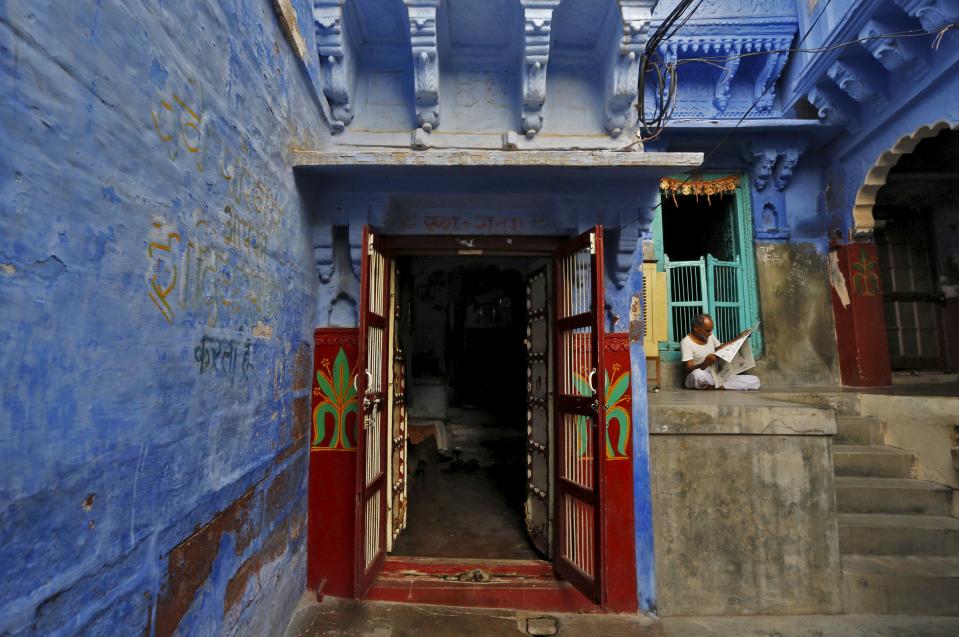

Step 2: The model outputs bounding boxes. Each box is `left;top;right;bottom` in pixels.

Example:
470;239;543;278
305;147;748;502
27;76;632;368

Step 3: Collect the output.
680;313;760;390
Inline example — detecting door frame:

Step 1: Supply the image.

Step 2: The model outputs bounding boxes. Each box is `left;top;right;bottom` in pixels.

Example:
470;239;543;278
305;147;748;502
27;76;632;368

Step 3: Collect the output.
354;232;622;609
651;173;762;359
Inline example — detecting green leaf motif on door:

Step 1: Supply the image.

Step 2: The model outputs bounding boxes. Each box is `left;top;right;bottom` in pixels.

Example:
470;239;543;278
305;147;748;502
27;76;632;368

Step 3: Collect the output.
312;347;359;449
605;366;630;459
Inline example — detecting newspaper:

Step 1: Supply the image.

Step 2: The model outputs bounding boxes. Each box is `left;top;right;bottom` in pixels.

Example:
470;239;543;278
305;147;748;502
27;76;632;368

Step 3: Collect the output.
710;323;760;388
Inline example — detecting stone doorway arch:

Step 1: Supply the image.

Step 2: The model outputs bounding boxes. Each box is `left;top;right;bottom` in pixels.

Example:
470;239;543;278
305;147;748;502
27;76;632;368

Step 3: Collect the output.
852;120;959;238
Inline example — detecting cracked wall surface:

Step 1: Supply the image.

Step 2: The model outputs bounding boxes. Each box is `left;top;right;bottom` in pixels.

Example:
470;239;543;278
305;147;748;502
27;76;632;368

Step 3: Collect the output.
0;1;329;635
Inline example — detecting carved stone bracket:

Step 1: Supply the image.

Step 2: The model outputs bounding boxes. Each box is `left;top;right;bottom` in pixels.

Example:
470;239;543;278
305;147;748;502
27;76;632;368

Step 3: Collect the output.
314;222;334;282
743;143;807;241
605;0;655;137
753;46;789;114
520;1;560;138
404;0;441;132
826;59;889;113
713;41;742;112
314;0;355;134
611;213;641;289
859;18;929;74
893;0;959;32
807;85;858;132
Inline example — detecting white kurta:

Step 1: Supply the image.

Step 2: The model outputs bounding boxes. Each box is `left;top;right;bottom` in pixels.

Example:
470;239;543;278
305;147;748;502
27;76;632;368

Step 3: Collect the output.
680;334;761;391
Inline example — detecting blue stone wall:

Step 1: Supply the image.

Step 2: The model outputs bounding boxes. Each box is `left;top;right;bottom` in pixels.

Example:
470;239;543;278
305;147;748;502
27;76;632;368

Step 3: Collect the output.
0;2;328;635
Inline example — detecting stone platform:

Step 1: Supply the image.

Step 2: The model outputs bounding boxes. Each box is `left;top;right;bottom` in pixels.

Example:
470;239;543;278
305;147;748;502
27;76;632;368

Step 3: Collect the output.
648;390;842;616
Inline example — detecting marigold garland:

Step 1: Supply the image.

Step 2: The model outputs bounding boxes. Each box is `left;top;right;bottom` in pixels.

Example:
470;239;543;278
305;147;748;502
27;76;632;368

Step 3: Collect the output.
659;175;739;205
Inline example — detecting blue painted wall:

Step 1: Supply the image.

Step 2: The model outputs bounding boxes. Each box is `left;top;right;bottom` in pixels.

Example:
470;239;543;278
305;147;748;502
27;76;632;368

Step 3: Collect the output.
1;1;329;635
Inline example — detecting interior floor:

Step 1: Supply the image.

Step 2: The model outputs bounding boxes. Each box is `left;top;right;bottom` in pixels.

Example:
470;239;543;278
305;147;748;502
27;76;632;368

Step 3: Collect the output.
390;256;545;561
390;430;540;560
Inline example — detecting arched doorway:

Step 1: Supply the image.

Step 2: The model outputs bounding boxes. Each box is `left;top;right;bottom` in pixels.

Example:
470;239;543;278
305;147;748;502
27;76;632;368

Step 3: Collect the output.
871;128;959;372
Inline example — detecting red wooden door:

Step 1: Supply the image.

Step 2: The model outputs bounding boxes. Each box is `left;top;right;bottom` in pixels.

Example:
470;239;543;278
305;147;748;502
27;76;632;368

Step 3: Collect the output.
553;227;606;604
354;227;391;597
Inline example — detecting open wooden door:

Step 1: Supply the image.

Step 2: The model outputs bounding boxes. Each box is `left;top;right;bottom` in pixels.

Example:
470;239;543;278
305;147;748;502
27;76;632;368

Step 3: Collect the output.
354;227;391;597
552;227;606;605
524;267;551;556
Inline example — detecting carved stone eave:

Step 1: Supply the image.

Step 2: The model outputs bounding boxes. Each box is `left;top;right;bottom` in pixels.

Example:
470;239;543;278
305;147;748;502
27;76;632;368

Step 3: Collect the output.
404;0;441;133
520;1;561;138
657;34;795;116
893;0;959;32
604;0;655;138
314;0;355;134
826;59;889;113
859;18;929;75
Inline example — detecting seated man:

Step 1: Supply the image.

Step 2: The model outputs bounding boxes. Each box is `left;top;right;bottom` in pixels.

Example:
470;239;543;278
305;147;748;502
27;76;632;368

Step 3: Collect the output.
681;313;760;391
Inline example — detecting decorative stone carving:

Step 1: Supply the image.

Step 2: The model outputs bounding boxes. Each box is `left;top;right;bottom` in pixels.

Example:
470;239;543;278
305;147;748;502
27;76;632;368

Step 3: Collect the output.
613;222;640;290
713;41;742;112
314;222;334;282
656;34;795;118
826;59;889;112
314;0;355;133
893;0;959;32
807;85;855;130
773;147;801;191
520;1;560;137
753;48;789;114
750;148;779;191
859;18;928;74
605;1;655;137
404;0;441;132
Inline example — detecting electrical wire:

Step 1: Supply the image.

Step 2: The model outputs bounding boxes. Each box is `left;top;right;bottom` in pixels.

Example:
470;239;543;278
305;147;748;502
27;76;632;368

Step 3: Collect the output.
619;0;840;233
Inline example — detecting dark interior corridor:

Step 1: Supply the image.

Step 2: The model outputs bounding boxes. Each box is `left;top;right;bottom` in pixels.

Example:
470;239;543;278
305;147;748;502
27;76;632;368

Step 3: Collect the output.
390;257;543;560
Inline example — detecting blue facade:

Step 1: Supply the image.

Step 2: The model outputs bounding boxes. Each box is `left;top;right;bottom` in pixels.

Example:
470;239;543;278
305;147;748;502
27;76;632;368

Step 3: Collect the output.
2;0;958;632
1;1;330;635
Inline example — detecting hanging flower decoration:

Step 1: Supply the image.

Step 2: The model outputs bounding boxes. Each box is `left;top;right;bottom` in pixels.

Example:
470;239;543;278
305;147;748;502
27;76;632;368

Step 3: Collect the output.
659;175;739;206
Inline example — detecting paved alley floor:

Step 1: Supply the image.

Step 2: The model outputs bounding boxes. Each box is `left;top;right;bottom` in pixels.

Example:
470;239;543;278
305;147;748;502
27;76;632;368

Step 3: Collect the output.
284;596;959;637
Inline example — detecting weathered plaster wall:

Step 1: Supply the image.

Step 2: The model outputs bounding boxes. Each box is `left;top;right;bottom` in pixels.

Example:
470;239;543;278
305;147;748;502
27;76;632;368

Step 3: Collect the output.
650;424;842;615
753;242;840;385
1;1;328;635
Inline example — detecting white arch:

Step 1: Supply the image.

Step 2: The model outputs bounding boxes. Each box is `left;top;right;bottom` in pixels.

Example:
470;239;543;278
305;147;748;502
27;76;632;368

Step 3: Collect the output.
852;119;959;236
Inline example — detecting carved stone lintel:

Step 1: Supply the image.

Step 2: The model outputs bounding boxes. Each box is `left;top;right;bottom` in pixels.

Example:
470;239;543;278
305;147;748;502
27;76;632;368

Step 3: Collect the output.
893;0;959;32
314;0;354;134
826;60;889;113
859;18;928;74
404;0;441;132
605;1;655;137
520;1;560;137
713;41;742;112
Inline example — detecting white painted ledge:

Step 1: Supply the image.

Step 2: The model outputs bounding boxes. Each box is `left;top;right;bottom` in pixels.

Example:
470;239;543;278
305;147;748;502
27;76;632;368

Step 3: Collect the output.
292;148;704;168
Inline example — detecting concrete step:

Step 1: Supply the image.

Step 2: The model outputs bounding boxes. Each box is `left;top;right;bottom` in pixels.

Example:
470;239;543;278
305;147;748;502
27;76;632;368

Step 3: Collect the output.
833;445;915;479
835;415;884;446
842;554;959;615
836;477;953;516
838;513;959;556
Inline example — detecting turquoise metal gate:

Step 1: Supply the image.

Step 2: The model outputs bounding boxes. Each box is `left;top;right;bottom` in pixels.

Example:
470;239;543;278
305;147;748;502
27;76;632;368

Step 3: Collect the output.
665;254;745;344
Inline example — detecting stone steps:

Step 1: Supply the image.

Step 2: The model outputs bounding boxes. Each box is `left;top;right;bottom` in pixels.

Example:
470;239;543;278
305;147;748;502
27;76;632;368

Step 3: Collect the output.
842;554;959;615
838;513;959;556
835;415;884;446
833;444;915;478
835;477;953;516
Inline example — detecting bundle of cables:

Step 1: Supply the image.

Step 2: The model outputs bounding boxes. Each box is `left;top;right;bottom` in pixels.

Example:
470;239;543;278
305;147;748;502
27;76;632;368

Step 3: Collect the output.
636;0;701;141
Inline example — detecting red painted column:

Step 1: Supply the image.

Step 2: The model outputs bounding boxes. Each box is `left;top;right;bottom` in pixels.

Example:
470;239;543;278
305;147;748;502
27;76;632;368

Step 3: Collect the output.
830;244;892;386
601;334;638;612
307;328;360;598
